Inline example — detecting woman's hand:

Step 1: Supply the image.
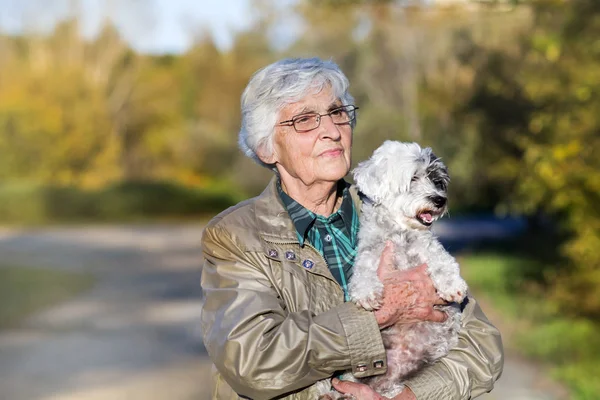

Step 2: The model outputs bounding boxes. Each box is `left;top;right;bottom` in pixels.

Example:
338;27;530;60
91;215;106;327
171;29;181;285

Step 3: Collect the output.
374;242;448;329
331;378;417;400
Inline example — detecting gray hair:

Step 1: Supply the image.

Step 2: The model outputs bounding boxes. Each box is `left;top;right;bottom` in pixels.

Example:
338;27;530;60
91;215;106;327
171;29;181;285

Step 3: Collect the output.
238;57;356;168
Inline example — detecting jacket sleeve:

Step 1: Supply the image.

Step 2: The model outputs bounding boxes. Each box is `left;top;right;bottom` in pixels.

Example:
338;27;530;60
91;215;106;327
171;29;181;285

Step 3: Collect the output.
403;296;504;399
200;224;386;400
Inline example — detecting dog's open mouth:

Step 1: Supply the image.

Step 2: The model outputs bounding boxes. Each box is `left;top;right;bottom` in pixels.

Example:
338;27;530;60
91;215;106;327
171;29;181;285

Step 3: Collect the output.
417;210;437;226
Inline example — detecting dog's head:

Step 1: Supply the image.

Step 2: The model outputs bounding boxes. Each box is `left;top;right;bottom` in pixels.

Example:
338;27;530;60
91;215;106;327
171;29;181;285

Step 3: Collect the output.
353;140;450;230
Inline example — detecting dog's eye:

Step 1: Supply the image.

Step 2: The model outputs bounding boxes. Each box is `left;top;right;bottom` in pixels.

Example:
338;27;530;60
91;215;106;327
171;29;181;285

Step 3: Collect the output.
411;176;418;182
434;180;446;190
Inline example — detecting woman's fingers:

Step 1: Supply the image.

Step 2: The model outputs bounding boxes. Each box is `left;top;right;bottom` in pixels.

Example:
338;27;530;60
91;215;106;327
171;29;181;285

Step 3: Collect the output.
375;248;449;325
331;378;385;400
428;309;449;323
376;241;396;279
433;296;450;306
331;378;360;393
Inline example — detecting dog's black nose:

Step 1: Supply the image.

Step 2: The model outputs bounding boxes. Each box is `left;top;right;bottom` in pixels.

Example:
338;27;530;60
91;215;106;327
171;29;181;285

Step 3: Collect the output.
430;196;447;208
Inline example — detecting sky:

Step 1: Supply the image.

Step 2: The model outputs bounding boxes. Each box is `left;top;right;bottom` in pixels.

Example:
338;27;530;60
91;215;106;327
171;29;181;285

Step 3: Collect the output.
0;0;281;53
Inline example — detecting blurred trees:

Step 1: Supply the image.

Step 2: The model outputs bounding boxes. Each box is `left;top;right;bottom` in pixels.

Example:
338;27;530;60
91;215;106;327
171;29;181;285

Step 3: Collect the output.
0;0;529;195
0;14;274;188
0;18;182;186
0;0;598;315
292;0;532;208
460;0;600;317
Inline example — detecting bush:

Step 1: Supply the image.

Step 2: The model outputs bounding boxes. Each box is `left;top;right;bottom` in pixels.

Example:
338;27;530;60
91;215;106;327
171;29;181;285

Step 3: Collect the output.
462;252;600;399
0;180;243;225
0;183;48;223
95;181;240;219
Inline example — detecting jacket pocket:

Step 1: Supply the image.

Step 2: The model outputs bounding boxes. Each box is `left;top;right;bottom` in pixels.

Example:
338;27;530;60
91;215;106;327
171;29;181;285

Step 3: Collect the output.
270;260;311;312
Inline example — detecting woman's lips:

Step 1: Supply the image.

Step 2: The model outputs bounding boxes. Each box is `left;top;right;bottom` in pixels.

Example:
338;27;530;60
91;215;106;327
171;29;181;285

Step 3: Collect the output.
320;148;343;157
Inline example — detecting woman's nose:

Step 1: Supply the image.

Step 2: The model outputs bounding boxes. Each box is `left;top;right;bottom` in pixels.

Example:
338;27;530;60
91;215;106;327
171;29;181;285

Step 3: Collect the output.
318;115;342;139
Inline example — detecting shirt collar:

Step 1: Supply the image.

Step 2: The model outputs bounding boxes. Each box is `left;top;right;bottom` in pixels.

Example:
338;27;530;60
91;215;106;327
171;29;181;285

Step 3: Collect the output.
276;178;354;246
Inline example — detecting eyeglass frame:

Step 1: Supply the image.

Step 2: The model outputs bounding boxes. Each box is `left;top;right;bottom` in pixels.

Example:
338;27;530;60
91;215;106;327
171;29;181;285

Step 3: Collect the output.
277;105;359;133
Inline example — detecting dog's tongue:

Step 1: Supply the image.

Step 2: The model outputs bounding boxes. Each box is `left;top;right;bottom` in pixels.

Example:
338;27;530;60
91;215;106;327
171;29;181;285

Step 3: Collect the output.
419;212;433;223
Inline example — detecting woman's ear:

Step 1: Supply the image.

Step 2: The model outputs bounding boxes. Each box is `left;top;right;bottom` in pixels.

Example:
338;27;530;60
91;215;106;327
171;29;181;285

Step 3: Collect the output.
256;142;277;165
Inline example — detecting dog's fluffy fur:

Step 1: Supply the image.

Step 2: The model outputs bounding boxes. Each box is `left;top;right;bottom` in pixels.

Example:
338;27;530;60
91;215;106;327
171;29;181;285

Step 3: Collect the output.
317;141;467;399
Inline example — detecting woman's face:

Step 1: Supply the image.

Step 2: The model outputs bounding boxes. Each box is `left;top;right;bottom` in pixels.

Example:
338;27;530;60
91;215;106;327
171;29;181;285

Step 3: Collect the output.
264;87;353;189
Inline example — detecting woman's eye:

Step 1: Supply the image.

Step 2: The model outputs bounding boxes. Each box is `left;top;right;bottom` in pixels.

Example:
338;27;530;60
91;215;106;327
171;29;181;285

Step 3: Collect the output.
295;116;312;124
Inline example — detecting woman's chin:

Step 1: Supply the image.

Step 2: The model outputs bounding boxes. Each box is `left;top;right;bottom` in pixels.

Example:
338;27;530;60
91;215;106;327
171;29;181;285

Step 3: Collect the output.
318;159;350;178
316;168;350;183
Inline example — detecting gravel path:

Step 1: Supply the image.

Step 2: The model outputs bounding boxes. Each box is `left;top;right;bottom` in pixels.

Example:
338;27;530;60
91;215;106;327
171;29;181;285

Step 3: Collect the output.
0;223;568;399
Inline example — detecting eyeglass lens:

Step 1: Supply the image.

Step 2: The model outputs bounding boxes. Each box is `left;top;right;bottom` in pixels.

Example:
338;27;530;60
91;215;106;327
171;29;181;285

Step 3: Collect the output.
294;106;355;132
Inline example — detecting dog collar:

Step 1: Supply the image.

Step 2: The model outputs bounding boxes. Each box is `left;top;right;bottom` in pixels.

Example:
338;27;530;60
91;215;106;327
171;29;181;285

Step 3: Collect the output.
358;191;376;206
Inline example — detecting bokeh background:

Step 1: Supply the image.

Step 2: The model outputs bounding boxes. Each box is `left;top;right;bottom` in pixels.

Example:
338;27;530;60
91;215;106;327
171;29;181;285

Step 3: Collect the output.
0;0;598;399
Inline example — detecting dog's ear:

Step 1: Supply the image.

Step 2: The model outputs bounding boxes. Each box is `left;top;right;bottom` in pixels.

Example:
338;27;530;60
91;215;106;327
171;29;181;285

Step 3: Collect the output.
390;142;421;193
353;141;421;203
352;156;384;204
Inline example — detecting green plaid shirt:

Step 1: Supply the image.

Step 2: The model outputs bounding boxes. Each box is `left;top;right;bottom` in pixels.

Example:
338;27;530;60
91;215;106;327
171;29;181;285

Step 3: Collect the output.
277;178;359;301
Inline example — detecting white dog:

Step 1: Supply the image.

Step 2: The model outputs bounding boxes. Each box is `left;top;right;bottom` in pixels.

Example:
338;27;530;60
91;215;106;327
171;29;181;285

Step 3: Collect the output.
318;141;468;399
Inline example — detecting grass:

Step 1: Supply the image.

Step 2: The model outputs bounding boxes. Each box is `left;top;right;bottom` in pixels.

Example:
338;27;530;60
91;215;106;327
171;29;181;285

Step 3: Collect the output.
461;253;600;400
0;266;95;329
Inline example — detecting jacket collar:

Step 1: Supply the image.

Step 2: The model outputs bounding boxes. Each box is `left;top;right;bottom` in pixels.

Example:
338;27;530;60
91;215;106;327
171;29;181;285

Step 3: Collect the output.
254;176;299;243
254;176;362;244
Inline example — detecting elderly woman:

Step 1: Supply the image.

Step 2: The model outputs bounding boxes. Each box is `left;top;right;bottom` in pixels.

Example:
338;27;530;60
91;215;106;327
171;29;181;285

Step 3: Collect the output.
200;57;503;399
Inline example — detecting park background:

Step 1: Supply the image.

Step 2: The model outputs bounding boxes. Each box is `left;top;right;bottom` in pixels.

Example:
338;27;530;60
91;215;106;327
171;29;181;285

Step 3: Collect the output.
0;0;598;399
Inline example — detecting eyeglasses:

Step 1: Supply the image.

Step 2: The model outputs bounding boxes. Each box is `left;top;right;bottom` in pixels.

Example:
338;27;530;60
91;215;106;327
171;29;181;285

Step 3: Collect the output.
278;105;359;133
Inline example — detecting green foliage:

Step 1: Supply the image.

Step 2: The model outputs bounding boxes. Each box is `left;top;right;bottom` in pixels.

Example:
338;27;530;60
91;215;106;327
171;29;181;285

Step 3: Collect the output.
0;266;95;328
517;319;600;364
462;253;600;399
556;361;600;400
457;0;600;318
461;252;555;317
96;181;243;219
0;18;274;189
0;181;243;225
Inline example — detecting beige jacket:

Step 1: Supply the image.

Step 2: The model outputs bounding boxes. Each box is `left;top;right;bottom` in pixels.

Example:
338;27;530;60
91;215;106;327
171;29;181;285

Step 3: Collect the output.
200;178;503;399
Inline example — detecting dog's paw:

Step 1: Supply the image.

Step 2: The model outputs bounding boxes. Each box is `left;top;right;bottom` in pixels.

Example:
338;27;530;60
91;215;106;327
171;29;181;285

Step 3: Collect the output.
440;290;464;304
353;292;383;311
349;277;384;311
438;277;468;303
